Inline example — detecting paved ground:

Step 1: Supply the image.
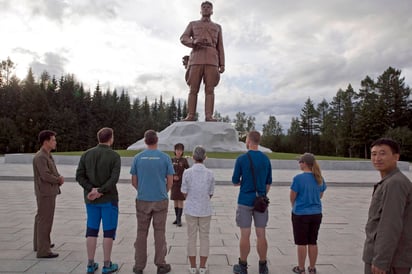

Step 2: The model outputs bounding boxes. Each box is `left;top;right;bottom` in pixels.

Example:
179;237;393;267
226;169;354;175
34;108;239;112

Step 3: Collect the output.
0;158;411;274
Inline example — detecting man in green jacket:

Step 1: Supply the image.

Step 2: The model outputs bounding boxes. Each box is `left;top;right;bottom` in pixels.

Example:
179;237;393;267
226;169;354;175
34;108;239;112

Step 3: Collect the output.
76;127;121;274
363;138;412;274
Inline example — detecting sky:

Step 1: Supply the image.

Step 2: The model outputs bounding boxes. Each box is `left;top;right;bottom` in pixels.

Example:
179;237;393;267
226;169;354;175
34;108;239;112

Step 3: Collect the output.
1;0;412;131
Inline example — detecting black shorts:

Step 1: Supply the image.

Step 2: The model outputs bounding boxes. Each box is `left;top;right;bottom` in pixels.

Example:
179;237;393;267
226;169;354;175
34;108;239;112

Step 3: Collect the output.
291;213;322;245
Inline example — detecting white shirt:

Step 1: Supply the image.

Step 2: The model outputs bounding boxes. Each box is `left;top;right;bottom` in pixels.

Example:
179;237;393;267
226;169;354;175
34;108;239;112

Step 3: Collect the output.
181;163;215;217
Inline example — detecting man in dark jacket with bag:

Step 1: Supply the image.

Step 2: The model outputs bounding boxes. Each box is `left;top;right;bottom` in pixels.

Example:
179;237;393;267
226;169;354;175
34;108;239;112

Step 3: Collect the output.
231;131;272;274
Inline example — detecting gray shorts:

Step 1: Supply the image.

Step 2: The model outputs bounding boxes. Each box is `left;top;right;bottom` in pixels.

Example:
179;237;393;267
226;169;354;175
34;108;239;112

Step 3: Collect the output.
236;204;268;228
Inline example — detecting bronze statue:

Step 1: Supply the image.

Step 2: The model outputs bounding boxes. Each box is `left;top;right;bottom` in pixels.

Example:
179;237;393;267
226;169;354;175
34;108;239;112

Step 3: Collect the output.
180;1;225;122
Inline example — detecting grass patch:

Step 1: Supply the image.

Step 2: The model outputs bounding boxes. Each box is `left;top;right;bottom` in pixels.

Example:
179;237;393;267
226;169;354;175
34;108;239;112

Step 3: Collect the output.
53;150;366;160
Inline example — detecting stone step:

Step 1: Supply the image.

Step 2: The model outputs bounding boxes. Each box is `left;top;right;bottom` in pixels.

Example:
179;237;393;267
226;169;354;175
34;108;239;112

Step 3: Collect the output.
4;154;410;171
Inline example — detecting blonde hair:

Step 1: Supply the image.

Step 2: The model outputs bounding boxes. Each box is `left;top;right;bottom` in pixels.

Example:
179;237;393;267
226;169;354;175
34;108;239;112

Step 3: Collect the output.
311;160;323;185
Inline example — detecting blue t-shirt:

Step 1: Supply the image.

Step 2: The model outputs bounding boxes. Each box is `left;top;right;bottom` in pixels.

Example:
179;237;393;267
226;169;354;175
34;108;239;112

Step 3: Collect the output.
290;172;327;215
232;150;272;207
130;149;175;201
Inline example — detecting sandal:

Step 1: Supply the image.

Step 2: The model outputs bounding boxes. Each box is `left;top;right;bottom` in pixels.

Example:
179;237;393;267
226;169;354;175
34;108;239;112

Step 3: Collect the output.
292;266;306;273
308;267;316;274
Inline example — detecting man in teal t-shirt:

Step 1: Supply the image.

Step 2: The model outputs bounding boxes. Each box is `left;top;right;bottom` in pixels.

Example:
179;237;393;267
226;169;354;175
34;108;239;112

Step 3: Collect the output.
130;130;174;274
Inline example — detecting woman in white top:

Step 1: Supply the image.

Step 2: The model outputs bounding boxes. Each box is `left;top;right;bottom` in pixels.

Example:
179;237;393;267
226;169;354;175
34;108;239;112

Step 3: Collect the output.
181;146;215;274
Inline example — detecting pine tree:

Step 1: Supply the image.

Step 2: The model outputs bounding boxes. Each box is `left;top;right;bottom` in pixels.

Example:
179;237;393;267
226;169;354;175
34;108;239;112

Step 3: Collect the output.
300;98;319;152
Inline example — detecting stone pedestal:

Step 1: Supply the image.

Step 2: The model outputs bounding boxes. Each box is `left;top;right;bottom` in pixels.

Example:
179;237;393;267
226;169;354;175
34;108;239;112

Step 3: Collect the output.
127;121;271;152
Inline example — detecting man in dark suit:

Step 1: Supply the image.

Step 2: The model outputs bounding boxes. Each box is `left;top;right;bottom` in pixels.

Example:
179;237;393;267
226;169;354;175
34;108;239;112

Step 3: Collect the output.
33;130;64;258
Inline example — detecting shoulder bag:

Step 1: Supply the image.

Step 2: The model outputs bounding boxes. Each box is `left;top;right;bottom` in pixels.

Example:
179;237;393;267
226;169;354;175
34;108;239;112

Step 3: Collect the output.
246;153;270;212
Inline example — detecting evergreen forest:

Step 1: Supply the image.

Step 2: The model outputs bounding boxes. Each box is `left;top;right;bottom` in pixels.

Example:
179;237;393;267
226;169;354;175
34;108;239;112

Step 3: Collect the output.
1;58;411;160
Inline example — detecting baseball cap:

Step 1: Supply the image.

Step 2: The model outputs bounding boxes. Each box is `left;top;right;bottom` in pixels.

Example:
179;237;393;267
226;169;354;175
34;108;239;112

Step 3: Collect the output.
298;152;315;165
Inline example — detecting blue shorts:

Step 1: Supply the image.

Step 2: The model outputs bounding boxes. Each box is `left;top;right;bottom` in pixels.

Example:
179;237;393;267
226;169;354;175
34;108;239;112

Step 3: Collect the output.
86;202;118;239
236;204;268;228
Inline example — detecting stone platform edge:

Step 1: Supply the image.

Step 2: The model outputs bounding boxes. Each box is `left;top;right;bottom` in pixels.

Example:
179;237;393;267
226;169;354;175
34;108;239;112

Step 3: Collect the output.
4;153;410;171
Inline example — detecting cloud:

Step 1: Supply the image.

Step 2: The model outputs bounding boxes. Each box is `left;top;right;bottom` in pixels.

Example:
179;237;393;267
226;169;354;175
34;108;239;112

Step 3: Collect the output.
69;0;119;19
37;0;69;22
1;0;412;131
27;0;119;22
29;52;68;78
0;0;10;10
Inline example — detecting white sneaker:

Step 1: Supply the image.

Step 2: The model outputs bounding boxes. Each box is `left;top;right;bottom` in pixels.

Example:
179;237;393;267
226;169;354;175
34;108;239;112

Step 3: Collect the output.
188;267;197;274
199;268;208;274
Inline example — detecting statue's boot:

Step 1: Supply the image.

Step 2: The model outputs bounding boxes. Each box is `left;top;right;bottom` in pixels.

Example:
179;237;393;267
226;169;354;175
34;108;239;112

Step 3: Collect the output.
183;93;197;121
205;94;217;122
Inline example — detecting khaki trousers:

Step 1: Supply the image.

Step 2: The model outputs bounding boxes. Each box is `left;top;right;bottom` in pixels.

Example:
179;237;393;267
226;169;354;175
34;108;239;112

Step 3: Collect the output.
33;195;56;257
134;199;168;270
185;215;211;257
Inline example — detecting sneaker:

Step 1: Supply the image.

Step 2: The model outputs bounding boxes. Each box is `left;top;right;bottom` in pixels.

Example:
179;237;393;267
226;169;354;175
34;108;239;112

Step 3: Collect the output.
87;262;98;274
259;261;268;274
199;267;208;274
157;264;171;274
102;262;118;274
233;263;248;274
189;267;197;274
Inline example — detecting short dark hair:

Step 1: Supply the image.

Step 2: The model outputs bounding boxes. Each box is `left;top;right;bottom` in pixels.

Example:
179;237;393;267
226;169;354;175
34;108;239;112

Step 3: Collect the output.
174;143;184;154
370;138;400;154
144;130;158;146
97;127;113;143
201;1;213;8
247;130;261;145
38;130;56;145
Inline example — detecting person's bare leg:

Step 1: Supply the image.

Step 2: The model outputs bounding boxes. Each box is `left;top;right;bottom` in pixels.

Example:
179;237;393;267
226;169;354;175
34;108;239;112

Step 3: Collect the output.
200;256;208;268
239;228;251;261
308;244;318;269
255;227;267;261
297;245;307;270
103;238;113;262
188;256;196;268
87;237;97;261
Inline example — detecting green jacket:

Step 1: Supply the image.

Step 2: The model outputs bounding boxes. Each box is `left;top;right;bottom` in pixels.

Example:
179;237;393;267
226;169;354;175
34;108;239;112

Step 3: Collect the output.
76;144;121;204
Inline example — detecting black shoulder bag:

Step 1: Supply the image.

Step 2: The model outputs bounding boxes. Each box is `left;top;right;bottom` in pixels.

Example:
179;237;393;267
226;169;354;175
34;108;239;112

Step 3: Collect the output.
246;153;270;212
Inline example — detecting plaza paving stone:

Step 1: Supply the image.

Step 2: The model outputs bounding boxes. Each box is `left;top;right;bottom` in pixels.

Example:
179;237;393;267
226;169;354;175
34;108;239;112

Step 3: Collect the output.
1;158;411;273
0;179;372;273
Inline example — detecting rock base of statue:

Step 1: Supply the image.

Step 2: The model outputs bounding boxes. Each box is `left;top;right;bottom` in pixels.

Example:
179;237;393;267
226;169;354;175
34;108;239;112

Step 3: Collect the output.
127;121;272;153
